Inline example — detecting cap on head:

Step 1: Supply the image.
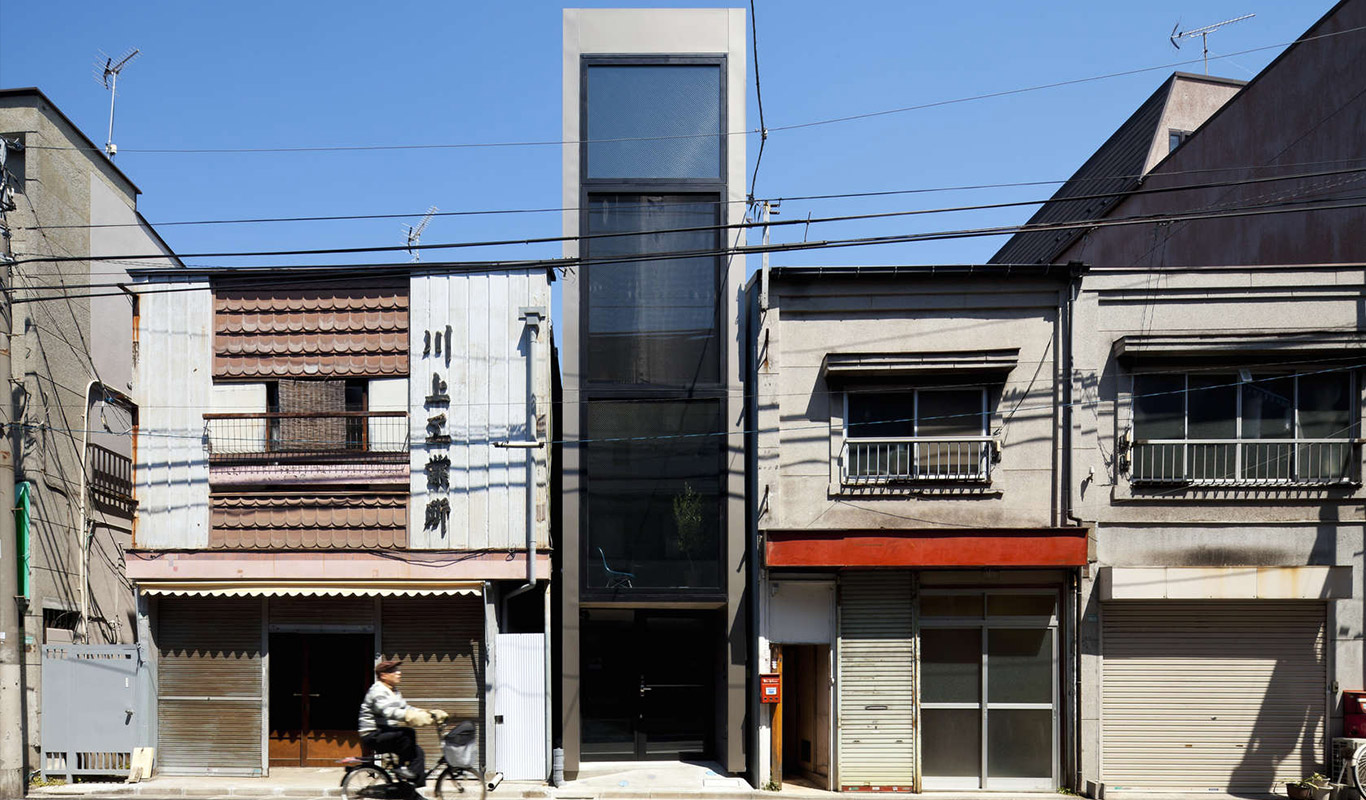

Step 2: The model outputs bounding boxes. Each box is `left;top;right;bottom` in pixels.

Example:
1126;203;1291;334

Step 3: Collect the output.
375;659;402;676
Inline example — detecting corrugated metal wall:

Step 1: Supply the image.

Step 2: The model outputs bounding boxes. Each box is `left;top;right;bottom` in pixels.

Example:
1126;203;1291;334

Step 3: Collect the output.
135;282;213;548
494;633;547;780
838;572;915;791
156;597;263;775
1102;601;1326;792
381;595;484;762
408;270;550;551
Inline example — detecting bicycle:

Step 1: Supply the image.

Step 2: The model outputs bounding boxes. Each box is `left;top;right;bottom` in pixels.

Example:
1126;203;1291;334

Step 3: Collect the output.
1337;737;1366;799
340;720;486;800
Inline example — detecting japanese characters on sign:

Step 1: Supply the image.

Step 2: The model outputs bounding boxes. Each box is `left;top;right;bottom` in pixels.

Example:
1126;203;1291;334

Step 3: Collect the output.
422;324;454;537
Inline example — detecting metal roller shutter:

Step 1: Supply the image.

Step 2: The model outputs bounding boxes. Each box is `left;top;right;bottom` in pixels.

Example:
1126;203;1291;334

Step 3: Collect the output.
157;597;264;775
381;595;484;762
838;572;915;791
1102;601;1326;793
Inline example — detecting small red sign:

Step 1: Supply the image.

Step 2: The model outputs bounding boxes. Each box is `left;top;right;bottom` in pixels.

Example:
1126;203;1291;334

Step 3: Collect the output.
760;673;781;704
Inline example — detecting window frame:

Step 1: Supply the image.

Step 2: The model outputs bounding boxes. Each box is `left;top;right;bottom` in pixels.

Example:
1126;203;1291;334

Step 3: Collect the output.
839;386;993;485
577;55;730;603
1126;369;1360;487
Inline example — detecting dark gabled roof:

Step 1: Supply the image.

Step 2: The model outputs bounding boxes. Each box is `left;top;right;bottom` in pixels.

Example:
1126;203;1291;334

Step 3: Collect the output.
988;77;1178;266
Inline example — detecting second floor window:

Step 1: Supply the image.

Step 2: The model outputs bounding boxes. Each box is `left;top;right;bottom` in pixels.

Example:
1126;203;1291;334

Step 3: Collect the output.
1130;371;1357;486
844;388;991;483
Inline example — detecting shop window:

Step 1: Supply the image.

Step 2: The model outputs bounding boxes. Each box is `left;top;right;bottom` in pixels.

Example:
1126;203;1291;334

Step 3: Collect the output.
842;388;991;484
1128;371;1358;486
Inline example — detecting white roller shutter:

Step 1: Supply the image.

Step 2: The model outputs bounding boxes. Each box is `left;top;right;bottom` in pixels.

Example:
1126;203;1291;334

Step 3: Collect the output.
1102;601;1326;793
838;572;915;791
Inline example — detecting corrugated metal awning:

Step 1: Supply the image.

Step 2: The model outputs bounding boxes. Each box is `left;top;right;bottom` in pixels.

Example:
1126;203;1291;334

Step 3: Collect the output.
139;580;481;597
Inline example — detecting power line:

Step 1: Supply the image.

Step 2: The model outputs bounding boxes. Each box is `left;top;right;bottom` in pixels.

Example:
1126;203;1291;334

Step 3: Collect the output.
9;192;1366;303
13;164;1366;268
747;0;768;202
21;156;1366;234
13;361;1364;447
20;25;1366;157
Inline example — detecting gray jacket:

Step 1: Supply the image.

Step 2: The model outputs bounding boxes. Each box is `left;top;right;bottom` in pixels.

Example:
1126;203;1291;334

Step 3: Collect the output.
358;681;410;734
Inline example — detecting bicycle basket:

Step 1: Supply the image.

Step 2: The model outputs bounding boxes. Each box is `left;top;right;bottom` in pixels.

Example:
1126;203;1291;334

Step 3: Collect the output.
442;720;478;769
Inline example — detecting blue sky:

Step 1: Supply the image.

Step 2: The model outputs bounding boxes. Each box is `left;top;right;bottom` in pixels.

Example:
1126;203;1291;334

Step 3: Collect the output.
0;1;1334;278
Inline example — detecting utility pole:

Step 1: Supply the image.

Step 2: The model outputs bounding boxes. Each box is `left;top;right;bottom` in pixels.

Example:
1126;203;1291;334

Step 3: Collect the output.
0;136;24;799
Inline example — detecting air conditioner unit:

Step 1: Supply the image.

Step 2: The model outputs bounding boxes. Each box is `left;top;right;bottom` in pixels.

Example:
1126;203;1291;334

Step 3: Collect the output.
1331;737;1366;791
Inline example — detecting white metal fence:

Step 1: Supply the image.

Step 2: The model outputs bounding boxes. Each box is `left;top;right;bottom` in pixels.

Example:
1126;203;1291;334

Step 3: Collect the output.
1129;438;1360;486
841;436;993;484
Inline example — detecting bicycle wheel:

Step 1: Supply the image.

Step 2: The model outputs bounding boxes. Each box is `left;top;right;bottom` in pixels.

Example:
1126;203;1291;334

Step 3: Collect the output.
341;765;393;800
1352;747;1366;797
434;766;486;800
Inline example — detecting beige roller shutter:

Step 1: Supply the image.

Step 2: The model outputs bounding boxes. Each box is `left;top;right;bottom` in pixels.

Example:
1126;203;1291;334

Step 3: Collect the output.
1102;601;1326;793
381;595;484;760
157;596;264;775
838;572;915;791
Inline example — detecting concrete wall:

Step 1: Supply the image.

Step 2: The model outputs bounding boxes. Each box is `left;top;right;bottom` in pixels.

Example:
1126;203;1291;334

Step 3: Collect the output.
1140;74;1242;174
559;8;748;777
0;90;174;772
1053;7;1366;782
408;268;551;551
756;271;1066;533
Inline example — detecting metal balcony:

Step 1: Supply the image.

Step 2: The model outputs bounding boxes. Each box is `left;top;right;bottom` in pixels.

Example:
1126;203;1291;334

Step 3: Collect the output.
1129;438;1362;487
203;411;409;463
841;436;993;484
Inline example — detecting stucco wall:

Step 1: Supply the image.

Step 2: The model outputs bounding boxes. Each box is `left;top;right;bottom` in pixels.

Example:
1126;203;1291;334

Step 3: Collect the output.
757;272;1066;533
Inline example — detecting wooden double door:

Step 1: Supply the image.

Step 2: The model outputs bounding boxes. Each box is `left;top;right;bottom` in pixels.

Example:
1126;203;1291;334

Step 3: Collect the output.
268;632;372;766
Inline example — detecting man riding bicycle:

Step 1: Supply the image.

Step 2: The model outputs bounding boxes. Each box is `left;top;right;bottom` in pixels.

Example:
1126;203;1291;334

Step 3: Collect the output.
358;660;448;785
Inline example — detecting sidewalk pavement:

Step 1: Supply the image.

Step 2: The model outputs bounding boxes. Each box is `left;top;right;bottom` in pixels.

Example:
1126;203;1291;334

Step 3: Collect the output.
27;761;824;800
28;763;1285;800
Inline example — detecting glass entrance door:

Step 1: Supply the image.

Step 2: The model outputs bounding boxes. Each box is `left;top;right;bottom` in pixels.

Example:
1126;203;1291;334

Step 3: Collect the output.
920;591;1058;791
581;609;715;761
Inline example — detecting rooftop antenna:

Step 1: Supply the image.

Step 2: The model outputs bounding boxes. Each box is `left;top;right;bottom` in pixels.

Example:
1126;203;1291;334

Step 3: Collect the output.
95;48;140;158
404;206;438;262
1170;14;1254;75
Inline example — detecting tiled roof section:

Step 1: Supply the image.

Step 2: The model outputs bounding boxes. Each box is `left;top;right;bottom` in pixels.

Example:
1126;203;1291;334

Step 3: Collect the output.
213;279;409;378
989;77;1174;266
209;493;409;549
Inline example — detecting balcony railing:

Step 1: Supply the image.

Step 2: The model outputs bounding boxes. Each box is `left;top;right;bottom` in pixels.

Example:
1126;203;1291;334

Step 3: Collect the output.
841;436;994;484
1129;438;1362;487
203;411;409;462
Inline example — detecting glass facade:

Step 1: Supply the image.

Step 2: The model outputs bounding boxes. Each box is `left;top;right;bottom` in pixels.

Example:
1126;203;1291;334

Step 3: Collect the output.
584;400;723;592
586;65;723;180
585;195;721;387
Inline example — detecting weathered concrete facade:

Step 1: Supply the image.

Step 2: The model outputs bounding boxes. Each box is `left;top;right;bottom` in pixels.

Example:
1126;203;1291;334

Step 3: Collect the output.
749;265;1083;792
992;1;1366;792
0;88;174;777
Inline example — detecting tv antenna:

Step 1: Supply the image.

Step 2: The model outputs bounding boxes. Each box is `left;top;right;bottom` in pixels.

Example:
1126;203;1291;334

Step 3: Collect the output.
1170;14;1254;75
404;206;438;262
94;48;140;158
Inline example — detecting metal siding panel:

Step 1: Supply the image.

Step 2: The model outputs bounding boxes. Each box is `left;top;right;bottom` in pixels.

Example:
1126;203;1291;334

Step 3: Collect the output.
156;597;262;774
1101;601;1326;792
136;284;212;548
494;633;548;780
381;595;484;760
838;572;915;790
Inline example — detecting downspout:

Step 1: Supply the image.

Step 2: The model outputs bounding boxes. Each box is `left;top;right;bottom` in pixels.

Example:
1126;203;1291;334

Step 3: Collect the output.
77;380;98;643
499;308;547;619
77;381;134;643
1062;262;1085;792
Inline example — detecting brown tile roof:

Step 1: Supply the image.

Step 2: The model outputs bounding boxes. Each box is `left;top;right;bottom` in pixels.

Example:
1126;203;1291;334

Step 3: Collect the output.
209;493;408;549
213;279;409;379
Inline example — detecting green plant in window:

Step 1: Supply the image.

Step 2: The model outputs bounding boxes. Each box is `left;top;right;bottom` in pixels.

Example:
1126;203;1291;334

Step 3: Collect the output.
672;482;705;561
